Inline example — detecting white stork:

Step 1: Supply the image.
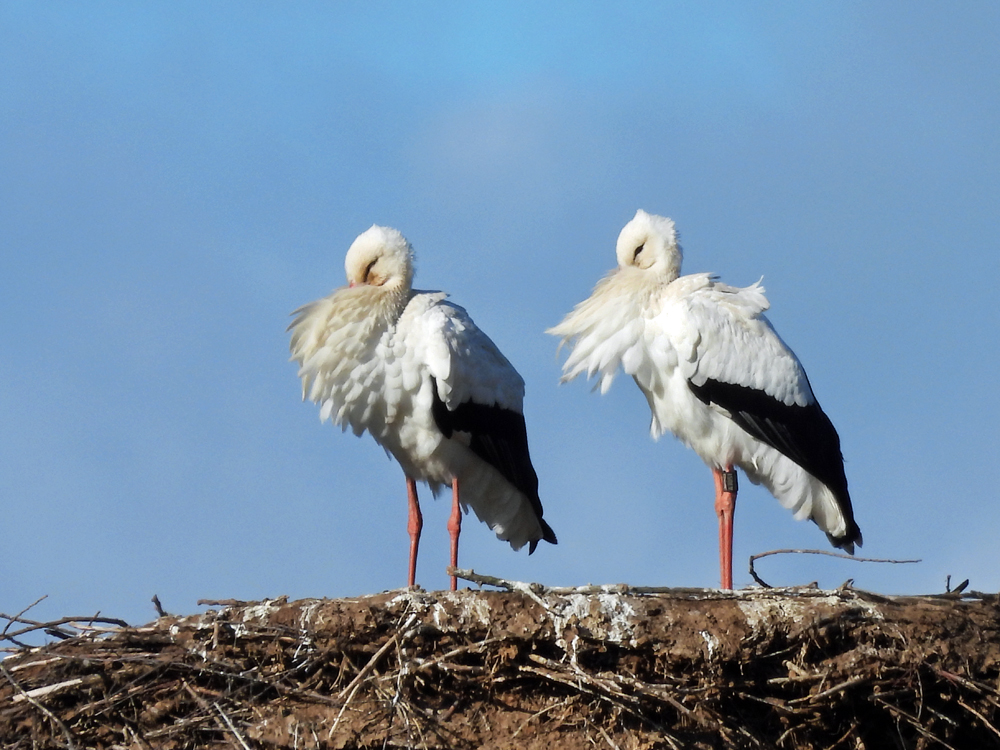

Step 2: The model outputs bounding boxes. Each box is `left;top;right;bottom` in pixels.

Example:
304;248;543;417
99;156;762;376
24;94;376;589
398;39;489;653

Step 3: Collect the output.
289;225;556;591
548;210;860;589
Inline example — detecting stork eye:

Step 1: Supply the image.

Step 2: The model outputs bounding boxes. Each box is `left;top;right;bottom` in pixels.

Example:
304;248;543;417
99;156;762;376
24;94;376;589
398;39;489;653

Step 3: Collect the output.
632;243;645;262
363;259;377;281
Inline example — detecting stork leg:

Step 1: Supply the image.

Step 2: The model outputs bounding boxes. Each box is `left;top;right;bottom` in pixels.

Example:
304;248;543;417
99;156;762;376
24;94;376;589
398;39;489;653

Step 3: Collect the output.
406;477;422;588
712;466;738;590
447;477;462;591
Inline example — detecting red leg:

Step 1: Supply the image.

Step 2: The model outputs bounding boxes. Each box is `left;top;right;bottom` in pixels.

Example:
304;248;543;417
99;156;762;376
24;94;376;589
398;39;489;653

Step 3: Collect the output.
406;477;422;588
447;477;462;591
712;466;738;590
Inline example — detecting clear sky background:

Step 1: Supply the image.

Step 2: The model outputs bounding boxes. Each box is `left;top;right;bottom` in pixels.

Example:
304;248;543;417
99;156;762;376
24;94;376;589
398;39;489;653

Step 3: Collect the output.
3;2;999;631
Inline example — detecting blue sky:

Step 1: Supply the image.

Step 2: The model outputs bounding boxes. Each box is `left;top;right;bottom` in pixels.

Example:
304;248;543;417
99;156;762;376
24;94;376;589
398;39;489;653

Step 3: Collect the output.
3;2;998;631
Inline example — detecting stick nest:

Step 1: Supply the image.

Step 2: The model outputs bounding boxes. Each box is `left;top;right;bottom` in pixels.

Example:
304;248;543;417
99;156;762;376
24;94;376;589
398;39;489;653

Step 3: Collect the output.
3;577;1000;749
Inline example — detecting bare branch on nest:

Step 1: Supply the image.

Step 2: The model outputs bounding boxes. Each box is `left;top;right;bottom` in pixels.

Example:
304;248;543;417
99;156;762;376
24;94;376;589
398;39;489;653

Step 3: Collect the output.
0;612;130;648
748;548;923;588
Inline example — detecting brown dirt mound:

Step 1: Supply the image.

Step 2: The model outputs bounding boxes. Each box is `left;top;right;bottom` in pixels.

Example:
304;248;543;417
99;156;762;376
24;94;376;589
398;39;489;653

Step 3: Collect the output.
3;577;1000;749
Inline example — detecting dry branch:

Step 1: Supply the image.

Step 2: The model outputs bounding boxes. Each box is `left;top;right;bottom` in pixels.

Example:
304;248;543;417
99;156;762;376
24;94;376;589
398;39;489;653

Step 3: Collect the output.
747;548;922;587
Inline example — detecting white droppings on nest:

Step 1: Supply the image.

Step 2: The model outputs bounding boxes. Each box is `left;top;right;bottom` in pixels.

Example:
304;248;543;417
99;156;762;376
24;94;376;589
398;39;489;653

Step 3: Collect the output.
736;592;884;633
387;589;436;621
736;597;816;630
387;590;493;632
700;630;720;659
431;592;494;630
597;593;639;643
845;597;885;622
547;592;639;648
296;599;325;631
430;601;448;630
239;599;284;624
451;592;494;628
387;591;414;609
174;613;214;633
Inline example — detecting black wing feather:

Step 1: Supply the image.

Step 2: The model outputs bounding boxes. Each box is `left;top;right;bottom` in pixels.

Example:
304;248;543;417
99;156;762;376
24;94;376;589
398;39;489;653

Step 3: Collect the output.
431;386;557;550
687;378;861;548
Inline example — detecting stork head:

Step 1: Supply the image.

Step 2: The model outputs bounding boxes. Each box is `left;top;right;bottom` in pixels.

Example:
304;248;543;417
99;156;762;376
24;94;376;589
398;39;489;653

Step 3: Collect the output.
344;224;415;290
615;209;682;280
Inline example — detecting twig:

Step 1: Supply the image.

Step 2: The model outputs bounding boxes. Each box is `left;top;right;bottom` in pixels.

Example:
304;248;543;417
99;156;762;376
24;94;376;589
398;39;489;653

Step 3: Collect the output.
775;724;799;747
738;691;807;716
947;577;970;594
330;679;365;738
958;698;1000;739
448;567;743;598
337;633;400;700
125;724;156;750
10;676;100;703
62;674;172;725
748;549;921;588
920;589;998;602
1;659;79;750
788;675;866;705
413;637;504;673
521;663;643;718
520;655;686;749
446;568;554;610
5;656;63;674
595;722;622;750
213;702;253;750
182;682;251;750
923;704;960;728
447;567;921;602
0;614;130;643
603;669;717;726
1;595;49;637
151;594;168;617
824;722;859;750
511;697;574;740
934;667;1000;703
873;696;960;750
331;612;421;740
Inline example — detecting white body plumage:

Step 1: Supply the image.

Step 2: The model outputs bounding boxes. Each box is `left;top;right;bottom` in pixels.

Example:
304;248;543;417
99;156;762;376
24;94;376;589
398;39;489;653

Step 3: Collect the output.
289;225;555;553
549;210;860;551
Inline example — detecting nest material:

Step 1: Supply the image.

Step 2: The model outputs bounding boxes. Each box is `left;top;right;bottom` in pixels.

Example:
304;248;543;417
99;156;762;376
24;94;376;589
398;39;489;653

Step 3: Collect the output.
3;577;1000;749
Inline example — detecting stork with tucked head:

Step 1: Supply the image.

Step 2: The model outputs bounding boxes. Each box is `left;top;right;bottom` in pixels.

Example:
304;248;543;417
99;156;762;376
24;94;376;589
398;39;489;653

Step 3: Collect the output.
290;225;556;590
549;210;860;589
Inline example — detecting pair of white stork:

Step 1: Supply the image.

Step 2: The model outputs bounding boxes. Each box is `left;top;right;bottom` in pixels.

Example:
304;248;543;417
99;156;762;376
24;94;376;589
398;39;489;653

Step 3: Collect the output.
288;211;861;591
